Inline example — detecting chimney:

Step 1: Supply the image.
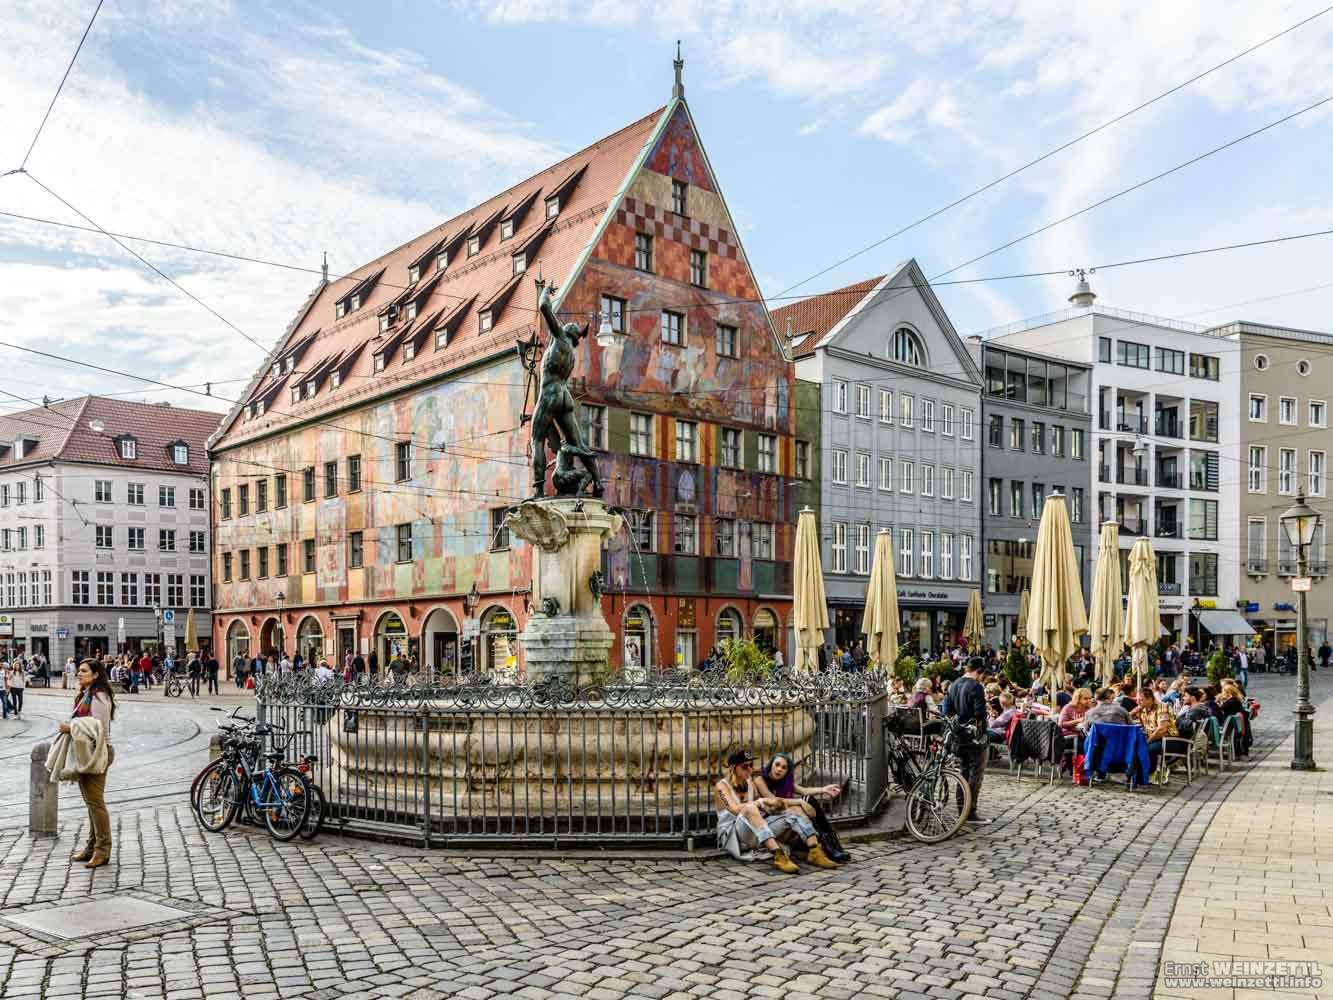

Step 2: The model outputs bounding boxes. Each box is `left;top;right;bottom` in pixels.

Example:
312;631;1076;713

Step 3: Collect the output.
1069;268;1096;308
672;41;684;100
321;251;329;285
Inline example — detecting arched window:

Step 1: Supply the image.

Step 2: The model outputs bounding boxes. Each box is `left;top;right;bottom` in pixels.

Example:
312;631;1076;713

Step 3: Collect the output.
891;327;925;367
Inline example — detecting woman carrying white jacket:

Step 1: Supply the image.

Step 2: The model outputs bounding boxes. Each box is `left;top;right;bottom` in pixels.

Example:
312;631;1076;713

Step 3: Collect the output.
59;659;117;869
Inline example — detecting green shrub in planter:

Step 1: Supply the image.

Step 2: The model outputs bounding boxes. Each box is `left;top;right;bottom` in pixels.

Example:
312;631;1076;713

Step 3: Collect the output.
1206;649;1232;688
927;657;957;684
1004;647;1032;688
723;638;774;684
893;655;919;686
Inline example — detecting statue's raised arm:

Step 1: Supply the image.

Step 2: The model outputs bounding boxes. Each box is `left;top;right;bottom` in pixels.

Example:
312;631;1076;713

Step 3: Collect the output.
537;282;563;340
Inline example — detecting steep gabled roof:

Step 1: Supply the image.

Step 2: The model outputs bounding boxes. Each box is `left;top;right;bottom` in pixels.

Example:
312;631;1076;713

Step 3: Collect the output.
770;275;885;359
214;105;667;450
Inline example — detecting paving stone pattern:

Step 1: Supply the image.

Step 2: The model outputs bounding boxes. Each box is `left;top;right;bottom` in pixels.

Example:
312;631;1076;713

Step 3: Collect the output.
0;672;1323;999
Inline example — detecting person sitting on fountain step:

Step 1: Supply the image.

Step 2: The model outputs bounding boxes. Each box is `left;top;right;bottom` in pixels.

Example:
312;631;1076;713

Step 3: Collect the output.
714;749;840;874
753;752;849;863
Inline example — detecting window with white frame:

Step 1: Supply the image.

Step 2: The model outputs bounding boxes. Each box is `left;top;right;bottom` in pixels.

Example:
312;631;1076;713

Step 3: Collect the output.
942;467;954;500
922;399;935;432
1249;394;1267;422
660;311;684;345
758;434;777;473
854;523;870;574
1279;448;1297;494
1280;396;1297;425
833;379;848;414
855;385;871;418
941;404;954;436
1249;446;1267;493
128;527;144;551
961;409;973;440
921;465;935;497
832;449;848;484
899;528;914;576
940;533;954;579
920;531;934;578
1247;516;1266;571
95;525;112;549
831;522;847;573
856;453;870;487
580;404;607;450
879;389;893;423
900;394;914;427
1310;400;1327;428
795;441;810;479
673;513;697;555
961;471;973;502
95;480;112;503
630;413;654;456
753;521;773;560
628;510;654;552
715;518;736;557
675;420;698;462
960;535;973;580
879;457;893;491
1311;450;1326;497
900;461;914;494
720;427;741;468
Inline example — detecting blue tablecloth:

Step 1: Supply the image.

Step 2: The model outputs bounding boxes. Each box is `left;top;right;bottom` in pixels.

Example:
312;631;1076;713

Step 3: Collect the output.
1082;722;1150;787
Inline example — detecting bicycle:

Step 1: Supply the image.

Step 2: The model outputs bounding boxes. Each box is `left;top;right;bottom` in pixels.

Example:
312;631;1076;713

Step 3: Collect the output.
294;752;326;840
884;711;972;843
196;716;311;841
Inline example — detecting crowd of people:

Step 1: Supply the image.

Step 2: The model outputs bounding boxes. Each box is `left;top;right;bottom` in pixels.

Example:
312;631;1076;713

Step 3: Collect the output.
0;651;41;718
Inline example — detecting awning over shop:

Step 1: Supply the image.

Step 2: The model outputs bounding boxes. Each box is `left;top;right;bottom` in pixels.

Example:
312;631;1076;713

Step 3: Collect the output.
1195;610;1256;636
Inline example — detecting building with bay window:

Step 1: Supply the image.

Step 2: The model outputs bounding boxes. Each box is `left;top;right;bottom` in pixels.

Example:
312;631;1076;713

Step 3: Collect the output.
777;262;983;657
0;397;217;663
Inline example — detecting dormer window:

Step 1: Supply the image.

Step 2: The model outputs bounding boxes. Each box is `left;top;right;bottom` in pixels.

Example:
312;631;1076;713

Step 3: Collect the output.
436;250;448;271
467;235;480;258
247;403;256;420
671;179;687;215
335;301;346;320
513;253;527;276
331;371;341;390
291;386;301;405
256;399;265;416
379;313;390;333
545;196;560;219
270;362;281;379
409;263;421;285
479;310;493;333
305;380;317;399
285;356;295;373
500;219;514;241
351;293;362;311
403;340;416;362
116;435;137;460
171;442;189;465
374;352;386;373
405;301;418;322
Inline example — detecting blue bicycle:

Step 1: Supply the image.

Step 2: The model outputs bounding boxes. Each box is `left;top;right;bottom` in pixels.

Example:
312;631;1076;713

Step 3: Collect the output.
196;724;311;841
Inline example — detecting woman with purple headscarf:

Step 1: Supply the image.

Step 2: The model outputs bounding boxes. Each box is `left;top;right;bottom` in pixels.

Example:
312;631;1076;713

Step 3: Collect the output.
753;753;850;863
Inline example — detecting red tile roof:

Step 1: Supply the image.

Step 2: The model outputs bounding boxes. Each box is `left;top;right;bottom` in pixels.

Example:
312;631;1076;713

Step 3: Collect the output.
0;396;220;475
214;105;668;450
770;275;885;358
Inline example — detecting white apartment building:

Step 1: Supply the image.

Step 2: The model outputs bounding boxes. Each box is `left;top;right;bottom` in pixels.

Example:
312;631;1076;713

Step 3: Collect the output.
0;397;220;664
982;285;1246;645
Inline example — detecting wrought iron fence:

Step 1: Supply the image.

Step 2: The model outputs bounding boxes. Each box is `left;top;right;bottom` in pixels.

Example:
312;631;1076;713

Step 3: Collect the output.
255;671;888;847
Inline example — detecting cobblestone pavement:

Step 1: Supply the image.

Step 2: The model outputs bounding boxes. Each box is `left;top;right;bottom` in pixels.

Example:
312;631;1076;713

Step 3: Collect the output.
0;671;1324;1000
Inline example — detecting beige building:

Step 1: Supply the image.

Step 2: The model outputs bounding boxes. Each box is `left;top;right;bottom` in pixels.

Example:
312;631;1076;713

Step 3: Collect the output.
1219;321;1332;652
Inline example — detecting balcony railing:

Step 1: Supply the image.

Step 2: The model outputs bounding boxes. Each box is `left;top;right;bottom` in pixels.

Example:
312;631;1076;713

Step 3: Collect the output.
1116;468;1149;487
1154;416;1182;438
1276;559;1329;578
1247;558;1268;575
1278;560;1299;576
1097;465;1112;484
1314;561;1329;576
1156;523;1182;539
1157;471;1182;489
1099;412;1111;431
1158;582;1182;596
1116;415;1148;434
1120;518;1145;536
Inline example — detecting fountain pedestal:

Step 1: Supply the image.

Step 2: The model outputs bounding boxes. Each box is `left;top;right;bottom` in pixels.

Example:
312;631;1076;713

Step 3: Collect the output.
505;497;622;686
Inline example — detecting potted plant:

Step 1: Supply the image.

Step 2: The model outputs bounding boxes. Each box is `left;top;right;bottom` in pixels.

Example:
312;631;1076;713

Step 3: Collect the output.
1206;648;1232;688
1004;646;1032;688
722;637;774;684
892;654;919;687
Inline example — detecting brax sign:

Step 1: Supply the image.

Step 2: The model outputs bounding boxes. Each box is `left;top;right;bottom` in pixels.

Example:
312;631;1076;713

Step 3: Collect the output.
77;623;108;633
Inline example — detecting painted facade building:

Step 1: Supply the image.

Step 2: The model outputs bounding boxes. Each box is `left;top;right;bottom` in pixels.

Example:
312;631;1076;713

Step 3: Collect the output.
208;75;794;676
1221;321;1332;651
967;338;1093;647
0;397;217;665
778;264;984;658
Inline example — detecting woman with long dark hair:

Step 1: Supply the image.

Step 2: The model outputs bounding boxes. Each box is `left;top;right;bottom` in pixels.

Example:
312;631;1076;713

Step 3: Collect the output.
753;753;850;863
58;659;117;869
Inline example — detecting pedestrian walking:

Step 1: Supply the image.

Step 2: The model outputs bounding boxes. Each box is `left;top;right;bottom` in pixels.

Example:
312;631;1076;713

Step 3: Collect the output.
231;652;246;689
205;653;220;696
187;653;202;698
942;656;991;825
60;659;117;869
0;658;11;720
7;659;25;718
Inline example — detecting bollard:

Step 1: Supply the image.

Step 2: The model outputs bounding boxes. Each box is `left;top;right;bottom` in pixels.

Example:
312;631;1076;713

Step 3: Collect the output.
30;742;58;838
208;733;223;759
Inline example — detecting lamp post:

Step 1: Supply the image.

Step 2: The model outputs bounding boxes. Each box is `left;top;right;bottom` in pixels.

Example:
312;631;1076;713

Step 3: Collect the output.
1280;491;1320;771
275;590;286;658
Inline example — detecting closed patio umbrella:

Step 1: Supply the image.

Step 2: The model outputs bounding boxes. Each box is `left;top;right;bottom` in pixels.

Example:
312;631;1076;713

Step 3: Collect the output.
861;529;900;671
963;588;983;649
1087;522;1125;687
1016;588;1031;645
793;507;830;672
1025;492;1089;710
1124;536;1161;692
185;607;198;653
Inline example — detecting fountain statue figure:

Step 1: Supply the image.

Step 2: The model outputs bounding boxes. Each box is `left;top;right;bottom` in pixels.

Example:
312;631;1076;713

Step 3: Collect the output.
530;281;603;499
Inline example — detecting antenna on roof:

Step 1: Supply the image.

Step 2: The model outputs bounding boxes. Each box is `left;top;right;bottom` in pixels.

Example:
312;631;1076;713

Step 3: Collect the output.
672;40;684;100
321;251;329;285
205;382;212;397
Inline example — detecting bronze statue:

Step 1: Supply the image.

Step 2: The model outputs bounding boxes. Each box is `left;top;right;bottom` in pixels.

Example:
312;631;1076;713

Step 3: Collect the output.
529;281;603;498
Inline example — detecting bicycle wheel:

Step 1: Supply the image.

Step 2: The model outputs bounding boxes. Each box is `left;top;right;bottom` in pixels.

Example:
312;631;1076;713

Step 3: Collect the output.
262;768;310;842
905;766;971;844
168;679;184;698
298;782;326;841
197;764;241;832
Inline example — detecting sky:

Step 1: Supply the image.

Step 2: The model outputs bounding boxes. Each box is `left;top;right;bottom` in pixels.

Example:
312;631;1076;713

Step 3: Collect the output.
1;0;1331;417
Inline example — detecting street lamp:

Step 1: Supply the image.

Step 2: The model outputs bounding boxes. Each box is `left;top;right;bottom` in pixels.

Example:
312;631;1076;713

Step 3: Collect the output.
275;590;286;658
1280;491;1320;771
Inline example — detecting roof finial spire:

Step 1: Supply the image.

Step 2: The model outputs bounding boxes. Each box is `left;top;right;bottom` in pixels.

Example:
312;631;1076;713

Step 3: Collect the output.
672;40;684;100
321;251;329;285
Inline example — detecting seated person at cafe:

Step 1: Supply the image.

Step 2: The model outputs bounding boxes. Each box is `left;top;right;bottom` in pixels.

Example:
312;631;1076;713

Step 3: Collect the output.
987;691;1021;743
1129;686;1177;773
714;750;839;874
1173;687;1211;740
1055;680;1076;709
906;678;937;714
1080;687;1131;729
1200;685;1226;725
1115;681;1138;713
1058;687;1093;737
1161;677;1187;706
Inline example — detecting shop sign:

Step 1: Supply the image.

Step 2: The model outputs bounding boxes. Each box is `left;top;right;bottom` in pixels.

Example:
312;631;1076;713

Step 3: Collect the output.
1244;602;1260;613
677;598;696;629
1292;577;1312;592
30;622;48;634
77;623;107;633
56;627;71;639
983;614;997;627
0;615;11;636
381;614;407;635
487;612;513;631
1275;602;1296;612
626;615;645;630
897;588;953;601
1196;600;1217;609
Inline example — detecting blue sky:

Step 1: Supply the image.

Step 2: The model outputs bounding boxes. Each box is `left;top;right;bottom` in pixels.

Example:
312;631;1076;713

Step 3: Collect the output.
1;0;1331;413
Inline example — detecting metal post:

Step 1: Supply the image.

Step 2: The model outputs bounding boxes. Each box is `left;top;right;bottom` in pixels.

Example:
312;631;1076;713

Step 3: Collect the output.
30;742;57;837
1292;543;1317;770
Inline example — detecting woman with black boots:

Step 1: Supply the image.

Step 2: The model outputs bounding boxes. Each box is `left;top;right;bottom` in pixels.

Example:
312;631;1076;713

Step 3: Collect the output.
754;753;851;863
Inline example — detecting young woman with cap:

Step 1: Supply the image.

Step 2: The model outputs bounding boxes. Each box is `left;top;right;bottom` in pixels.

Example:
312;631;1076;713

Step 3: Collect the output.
713;748;839;874
753;752;850;863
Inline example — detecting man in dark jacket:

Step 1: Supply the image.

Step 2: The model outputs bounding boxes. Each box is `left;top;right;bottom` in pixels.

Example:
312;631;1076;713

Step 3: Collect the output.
942;657;990;825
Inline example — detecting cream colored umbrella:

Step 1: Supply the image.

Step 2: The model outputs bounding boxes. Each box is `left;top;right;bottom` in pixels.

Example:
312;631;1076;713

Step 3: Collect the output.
1087;522;1125;687
793;507;830;672
861;529;900;671
1025;492;1089;711
1016;588;1031;644
185;607;198;653
963;588;983;649
1123;536;1161;693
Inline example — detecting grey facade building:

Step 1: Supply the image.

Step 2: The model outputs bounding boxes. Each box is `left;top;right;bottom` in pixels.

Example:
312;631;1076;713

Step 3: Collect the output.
967;338;1094;647
777;261;983;657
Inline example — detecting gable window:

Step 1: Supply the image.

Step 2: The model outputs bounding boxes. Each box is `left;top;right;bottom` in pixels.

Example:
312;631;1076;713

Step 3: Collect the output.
671;179;687;215
403;339;417;362
634;232;654;272
500;218;515;241
436;249;449;271
466;235;480;258
408;263;422;285
379;313;391;334
479;309;493;333
891;328;924;366
405;300;418;323
512;253;527;276
172;443;188;464
601;295;626;334
395;441;412;481
715;323;738;358
689;249;707;288
117;436;137;460
661;310;684;346
545;195;560;219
